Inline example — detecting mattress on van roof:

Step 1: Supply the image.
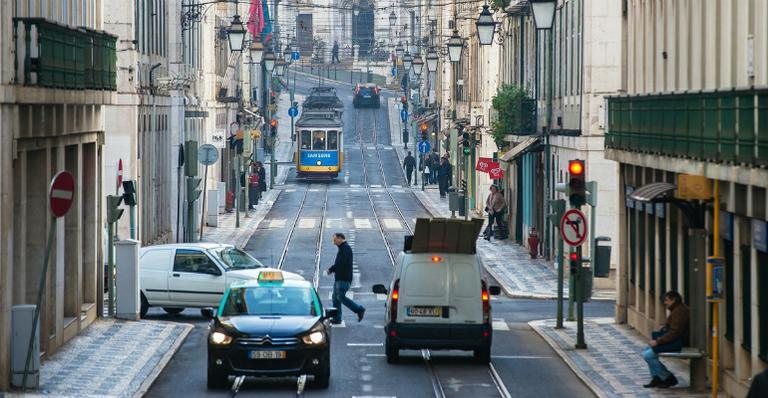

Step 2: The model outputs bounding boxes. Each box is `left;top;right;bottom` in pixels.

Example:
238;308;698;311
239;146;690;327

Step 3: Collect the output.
410;218;484;254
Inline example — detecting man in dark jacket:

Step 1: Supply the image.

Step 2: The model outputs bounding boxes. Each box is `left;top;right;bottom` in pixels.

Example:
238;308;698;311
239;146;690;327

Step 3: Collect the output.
747;367;768;398
403;151;416;186
437;156;452;198
327;233;365;324
641;291;690;388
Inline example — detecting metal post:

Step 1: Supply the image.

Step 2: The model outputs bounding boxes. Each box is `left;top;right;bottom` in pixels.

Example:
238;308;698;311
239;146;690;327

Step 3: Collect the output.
22;217;56;389
108;219;115;313
544;29;554;260
235;157;240;228
186;177;195;243
129;204;136;240
575;244;587;349
199;165;209;241
556;232;564;328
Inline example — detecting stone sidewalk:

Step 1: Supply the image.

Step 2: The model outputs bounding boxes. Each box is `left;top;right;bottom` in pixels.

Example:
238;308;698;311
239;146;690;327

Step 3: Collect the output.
385;97;709;398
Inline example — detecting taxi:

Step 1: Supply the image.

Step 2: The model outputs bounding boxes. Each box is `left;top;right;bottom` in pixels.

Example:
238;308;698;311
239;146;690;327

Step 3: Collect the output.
206;269;338;389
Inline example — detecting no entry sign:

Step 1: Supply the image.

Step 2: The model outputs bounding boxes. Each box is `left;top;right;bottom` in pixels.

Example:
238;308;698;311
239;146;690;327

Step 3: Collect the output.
49;171;75;218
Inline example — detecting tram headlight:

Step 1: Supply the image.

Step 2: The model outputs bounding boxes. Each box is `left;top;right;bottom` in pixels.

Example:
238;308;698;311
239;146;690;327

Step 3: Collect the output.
316;160;322;166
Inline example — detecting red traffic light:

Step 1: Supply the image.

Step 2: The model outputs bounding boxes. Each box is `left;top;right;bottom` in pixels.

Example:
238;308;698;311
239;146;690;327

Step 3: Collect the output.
568;160;584;175
270;119;278;127
420;123;428;132
569;252;579;261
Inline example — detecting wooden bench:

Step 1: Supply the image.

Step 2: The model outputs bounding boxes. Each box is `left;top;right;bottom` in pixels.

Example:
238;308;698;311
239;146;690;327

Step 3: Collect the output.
659;347;706;391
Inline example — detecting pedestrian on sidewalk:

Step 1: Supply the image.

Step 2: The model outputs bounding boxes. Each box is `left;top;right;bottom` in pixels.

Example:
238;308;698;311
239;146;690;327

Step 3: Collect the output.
641;291;689;388
747;367;768;398
327;233;365;324
403;151;416;186
483;185;506;240
438;156;452;198
331;41;340;64
430;149;440;184
255;161;267;195
248;165;260;209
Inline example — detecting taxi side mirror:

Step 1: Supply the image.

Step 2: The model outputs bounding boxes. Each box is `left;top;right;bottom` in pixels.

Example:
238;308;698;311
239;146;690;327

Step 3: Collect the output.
201;308;215;319
488;286;501;296
372;284;388;295
323;307;339;320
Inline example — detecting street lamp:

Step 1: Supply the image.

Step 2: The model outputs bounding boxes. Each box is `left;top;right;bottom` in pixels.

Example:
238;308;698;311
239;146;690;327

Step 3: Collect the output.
395;42;404;59
227;15;246;51
447;30;464;63
403;51;413;70
250;40;264;63
412;53;424;76
284;46;292;63
276;59;286;76
426;47;439;73
263;49;276;73
389;10;397;29
530;0;557;30
475;5;496;46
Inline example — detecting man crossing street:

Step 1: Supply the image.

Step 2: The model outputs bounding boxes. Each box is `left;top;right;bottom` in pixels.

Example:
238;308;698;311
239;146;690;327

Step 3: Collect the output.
327;232;365;324
403;151;416;186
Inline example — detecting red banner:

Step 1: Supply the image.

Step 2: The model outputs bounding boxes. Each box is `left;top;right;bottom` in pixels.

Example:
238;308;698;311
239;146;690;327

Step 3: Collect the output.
476;157;499;173
489;167;505;180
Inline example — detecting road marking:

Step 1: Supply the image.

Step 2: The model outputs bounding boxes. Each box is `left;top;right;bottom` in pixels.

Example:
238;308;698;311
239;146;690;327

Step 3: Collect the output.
326;218;343;228
347;343;383;347
382;218;402;230
370;184;382;188
375;293;387;300
284;189;296;192
354;218;372;229
364;354;386;357
491;355;553;360
331;321;346;328
346;211;353;218
309;189;321;192
350;184;361;188
268;219;286;228
390;184;402;188
492;319;510;331
367;146;376;150
328;291;354;300
298;218;316;229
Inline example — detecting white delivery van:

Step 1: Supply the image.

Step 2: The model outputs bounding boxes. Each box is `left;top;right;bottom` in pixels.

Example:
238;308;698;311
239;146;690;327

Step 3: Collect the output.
372;218;501;364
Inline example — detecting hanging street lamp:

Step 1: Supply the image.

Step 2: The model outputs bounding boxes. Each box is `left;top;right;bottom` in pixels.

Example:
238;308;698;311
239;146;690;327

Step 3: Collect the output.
447;30;464;63
412;53;424;76
426;47;439;73
227;14;246;51
530;0;557;30
475;5;496;46
250;39;264;63
263;49;276;73
403;50;413;71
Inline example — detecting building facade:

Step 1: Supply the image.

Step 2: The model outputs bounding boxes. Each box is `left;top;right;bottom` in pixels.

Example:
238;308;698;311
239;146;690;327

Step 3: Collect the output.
606;1;768;396
0;0;116;389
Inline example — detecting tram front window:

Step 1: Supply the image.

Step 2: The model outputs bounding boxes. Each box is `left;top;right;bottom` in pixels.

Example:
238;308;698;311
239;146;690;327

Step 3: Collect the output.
313;131;325;150
327;131;338;150
301;131;311;149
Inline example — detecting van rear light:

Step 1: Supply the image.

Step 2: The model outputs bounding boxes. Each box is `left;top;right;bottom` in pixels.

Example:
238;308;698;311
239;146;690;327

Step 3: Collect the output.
431;256;442;263
390;279;400;321
481;281;491;324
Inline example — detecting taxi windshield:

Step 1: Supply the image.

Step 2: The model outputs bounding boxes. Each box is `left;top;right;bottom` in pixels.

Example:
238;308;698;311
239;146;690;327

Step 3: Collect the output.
221;286;320;316
212;248;263;270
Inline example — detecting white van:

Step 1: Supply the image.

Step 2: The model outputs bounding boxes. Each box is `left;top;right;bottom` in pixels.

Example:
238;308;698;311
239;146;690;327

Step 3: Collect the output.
372;249;501;364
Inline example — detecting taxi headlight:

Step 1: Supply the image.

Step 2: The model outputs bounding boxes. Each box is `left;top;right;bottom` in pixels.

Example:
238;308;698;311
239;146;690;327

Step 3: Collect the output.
302;331;326;345
210;331;233;345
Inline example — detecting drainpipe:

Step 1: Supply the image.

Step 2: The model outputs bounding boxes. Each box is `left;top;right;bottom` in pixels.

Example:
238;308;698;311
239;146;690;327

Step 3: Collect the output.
148;62;162;241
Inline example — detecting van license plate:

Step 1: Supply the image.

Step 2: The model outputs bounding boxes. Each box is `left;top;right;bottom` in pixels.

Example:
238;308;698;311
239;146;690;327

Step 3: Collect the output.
408;306;442;317
249;350;286;359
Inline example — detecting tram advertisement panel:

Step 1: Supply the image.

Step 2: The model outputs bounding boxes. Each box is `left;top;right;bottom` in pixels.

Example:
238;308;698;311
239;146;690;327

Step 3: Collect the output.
300;150;339;167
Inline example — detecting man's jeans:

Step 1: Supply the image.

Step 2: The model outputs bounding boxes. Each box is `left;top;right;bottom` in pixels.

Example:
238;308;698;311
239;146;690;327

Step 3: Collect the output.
642;346;672;380
332;281;364;323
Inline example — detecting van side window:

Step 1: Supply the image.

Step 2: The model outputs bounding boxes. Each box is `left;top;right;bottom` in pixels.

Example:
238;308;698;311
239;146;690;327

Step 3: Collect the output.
174;249;220;275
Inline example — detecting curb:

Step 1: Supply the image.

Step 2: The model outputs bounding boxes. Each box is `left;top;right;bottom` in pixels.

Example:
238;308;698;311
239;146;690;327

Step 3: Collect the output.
528;319;608;398
132;322;194;398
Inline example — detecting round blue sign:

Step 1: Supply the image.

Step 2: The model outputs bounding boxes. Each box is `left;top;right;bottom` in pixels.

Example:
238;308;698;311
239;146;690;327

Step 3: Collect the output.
391;67;398;77
291;51;300;61
418;140;431;154
288;106;299;117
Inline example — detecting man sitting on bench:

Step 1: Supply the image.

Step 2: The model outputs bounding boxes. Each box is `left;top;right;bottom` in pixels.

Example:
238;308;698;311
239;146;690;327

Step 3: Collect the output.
642;290;690;389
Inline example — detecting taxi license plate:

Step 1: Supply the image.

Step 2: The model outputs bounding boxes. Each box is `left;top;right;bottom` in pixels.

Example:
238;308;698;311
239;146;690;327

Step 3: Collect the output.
407;306;442;317
249;351;286;359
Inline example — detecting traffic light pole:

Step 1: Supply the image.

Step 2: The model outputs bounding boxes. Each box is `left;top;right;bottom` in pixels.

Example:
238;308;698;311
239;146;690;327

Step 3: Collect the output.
575;243;587;349
199;164;209;241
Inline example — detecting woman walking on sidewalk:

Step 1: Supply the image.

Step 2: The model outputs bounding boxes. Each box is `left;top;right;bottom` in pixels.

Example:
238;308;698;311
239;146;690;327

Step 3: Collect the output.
483;185;506;240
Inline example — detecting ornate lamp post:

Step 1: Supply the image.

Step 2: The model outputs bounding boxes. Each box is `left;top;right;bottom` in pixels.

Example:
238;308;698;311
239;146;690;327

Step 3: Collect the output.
227;15;246;51
475;5;496;46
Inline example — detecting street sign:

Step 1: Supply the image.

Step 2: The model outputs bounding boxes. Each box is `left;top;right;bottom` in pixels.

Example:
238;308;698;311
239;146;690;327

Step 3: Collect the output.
476;157;499;173
211;128;226;148
116;159;123;191
560;208;588;246
417;140;431;154
288;106;299;117
49;171;75;218
400;109;408;122
198;144;219;166
391;67;398;77
292;51;300;61
489;167;505;180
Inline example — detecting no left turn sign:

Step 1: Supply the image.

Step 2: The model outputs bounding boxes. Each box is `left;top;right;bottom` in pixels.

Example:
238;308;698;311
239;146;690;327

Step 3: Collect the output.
560;208;588;246
50;171;75;218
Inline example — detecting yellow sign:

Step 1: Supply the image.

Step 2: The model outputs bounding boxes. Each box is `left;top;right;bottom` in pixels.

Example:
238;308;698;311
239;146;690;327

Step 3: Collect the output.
258;270;284;282
677;174;712;200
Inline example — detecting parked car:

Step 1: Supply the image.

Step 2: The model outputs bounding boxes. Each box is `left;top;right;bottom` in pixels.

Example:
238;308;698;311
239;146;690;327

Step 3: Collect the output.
353;83;381;108
139;243;265;317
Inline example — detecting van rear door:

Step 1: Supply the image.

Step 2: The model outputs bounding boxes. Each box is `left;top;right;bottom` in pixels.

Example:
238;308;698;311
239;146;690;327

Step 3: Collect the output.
399;260;451;338
448;260;483;324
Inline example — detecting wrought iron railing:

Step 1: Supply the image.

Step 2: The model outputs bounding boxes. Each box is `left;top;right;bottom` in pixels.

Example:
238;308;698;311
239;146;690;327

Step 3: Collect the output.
606;89;768;166
13;18;116;90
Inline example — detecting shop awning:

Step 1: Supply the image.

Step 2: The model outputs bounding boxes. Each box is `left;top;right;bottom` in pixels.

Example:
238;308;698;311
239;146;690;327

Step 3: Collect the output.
629;182;676;202
500;136;539;162
413;113;438;126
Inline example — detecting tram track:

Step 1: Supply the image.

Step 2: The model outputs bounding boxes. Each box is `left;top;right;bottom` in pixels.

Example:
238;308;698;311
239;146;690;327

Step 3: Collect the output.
354;105;512;398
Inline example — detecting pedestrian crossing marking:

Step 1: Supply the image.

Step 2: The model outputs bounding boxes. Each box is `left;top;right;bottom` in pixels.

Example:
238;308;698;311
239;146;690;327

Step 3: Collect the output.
492;319;509;331
331;321;346;328
390;185;402;188
367;146;376;150
298;218;316;229
375;294;387;300
370;184;383;188
326;218;343;228
346;211;353;218
309;189;321;192
328;291;354;300
382;219;402;230
370;188;385;193
268;219;286;228
354;219;372;229
350;184;362;188
284;189;296;192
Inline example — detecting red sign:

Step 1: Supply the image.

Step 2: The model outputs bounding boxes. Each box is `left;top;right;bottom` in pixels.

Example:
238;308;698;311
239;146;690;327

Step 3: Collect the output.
476;157;500;173
489;167;505;180
117;159;123;190
49;171;75;218
560;209;588;246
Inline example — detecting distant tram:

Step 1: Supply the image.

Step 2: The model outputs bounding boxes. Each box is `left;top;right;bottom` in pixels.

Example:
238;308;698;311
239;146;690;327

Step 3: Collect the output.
295;87;344;179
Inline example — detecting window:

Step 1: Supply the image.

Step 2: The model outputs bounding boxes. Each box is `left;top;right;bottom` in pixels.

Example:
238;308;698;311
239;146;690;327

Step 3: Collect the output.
327;131;338;150
301;130;311;149
173;249;220;275
213;248;263;270
312;131;326;150
222;286;318;316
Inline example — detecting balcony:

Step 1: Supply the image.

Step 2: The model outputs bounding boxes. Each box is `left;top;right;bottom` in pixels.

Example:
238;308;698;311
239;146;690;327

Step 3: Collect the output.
13;18;117;90
606;89;768;167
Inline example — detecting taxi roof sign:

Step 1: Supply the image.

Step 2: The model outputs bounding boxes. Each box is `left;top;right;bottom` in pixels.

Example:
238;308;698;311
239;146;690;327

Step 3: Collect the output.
258;270;284;282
